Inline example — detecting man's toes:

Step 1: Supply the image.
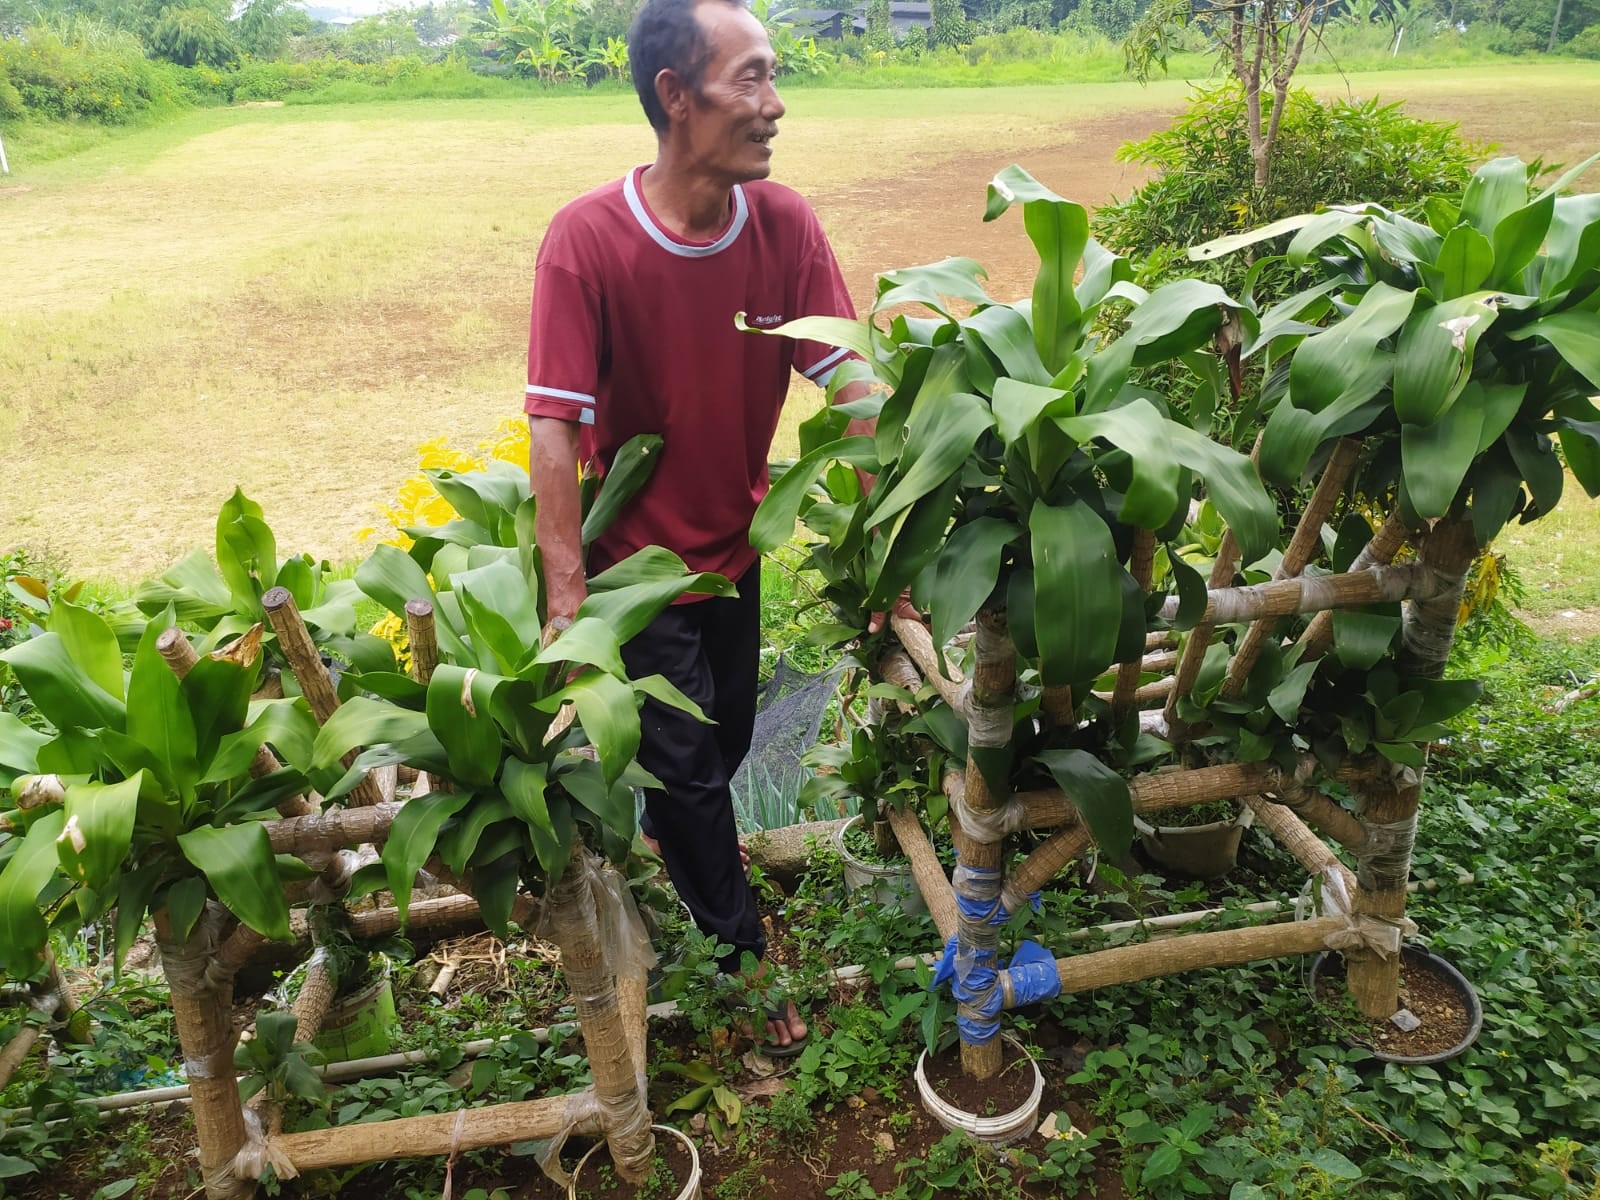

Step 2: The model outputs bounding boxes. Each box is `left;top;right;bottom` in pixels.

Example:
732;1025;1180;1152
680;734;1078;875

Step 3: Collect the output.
766;1017;791;1047
785;1004;808;1042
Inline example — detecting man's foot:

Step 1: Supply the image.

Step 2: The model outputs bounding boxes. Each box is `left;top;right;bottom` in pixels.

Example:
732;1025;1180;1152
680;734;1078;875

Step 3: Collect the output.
641;831;752;873
739;961;808;1056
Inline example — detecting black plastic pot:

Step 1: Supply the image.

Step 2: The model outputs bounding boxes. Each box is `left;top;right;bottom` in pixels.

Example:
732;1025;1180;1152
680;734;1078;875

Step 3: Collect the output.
1307;944;1484;1065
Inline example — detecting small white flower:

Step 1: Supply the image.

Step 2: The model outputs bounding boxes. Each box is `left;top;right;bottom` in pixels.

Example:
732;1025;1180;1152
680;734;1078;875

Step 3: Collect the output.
1440;314;1481;352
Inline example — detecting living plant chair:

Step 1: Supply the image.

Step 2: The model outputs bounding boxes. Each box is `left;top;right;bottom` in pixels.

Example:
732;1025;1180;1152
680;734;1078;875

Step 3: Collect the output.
749;156;1600;1079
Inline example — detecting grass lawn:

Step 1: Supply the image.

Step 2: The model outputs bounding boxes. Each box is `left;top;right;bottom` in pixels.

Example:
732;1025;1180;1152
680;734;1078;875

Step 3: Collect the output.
2;61;1598;590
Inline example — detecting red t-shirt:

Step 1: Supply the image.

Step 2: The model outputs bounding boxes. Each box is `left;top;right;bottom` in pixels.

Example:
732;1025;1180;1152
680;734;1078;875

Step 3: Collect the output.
525;165;857;584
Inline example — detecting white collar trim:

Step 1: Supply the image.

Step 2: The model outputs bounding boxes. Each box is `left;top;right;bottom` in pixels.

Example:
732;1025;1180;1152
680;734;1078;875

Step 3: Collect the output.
623;168;748;258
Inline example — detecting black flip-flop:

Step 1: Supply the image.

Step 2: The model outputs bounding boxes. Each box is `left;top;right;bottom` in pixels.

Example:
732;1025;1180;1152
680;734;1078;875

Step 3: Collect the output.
757;1004;809;1059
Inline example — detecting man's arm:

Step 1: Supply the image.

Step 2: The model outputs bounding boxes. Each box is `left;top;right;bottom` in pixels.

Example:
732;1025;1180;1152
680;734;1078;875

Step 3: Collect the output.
529;417;587;627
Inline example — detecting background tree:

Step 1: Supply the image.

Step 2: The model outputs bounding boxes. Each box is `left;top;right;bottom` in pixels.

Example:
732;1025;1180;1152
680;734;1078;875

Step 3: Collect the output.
236;0;295;59
930;0;969;45
1125;0;1338;191
866;0;893;51
147;2;238;66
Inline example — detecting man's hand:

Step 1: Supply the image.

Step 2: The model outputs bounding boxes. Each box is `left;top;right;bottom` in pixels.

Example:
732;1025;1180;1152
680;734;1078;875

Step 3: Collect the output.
868;590;922;635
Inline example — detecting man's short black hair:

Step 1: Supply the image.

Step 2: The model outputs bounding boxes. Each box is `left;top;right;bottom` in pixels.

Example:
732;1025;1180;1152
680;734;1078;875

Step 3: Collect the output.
629;0;747;133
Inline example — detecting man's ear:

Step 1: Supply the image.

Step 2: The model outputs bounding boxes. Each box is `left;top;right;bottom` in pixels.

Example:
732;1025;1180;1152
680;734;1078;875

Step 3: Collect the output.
654;68;691;127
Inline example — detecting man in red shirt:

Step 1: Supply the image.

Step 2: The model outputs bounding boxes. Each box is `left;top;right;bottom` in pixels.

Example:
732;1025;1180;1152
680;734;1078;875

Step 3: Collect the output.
525;0;875;1054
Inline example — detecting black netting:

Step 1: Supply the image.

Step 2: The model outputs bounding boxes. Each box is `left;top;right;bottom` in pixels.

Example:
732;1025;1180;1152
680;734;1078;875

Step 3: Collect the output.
729;654;843;833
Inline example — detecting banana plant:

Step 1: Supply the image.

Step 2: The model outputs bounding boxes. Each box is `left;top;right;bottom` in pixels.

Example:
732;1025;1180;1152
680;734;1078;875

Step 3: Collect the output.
1193;153;1600;548
745;167;1279;852
0;605;318;976
134;488;393;685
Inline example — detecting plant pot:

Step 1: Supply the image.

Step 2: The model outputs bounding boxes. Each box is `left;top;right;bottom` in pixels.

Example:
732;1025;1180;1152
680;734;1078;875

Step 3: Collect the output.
568;1124;701;1200
311;965;398;1063
1135;804;1254;879
833;814;926;914
914;1034;1044;1146
1306;944;1483;1065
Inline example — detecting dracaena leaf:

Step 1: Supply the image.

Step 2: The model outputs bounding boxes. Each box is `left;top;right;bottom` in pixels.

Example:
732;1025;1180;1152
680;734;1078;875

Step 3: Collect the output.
177;822;291;942
57;774;141;891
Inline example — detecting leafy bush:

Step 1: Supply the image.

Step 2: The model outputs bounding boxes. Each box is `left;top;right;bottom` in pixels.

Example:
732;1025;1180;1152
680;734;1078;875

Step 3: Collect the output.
1565;22;1600;56
0;60;22;117
1096;83;1483;278
0;25;187;122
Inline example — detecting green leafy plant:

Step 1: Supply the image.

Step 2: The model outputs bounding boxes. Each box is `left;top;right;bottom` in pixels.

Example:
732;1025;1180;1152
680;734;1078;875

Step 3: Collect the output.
234;1010;326;1111
0;605;317;974
749;165;1287;854
134;488;393;684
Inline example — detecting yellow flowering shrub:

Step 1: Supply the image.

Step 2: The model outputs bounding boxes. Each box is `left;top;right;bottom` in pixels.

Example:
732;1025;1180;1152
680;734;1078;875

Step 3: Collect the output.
360;418;532;658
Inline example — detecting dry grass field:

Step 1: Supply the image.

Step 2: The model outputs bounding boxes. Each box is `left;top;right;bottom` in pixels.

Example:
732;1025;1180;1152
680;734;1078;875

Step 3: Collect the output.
2;62;1598;586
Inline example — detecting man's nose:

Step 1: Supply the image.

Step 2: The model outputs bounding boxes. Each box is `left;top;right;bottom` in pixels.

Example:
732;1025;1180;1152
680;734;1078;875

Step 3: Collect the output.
762;80;785;123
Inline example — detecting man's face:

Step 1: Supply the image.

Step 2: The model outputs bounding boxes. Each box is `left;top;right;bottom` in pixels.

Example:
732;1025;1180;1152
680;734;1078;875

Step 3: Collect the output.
681;2;785;184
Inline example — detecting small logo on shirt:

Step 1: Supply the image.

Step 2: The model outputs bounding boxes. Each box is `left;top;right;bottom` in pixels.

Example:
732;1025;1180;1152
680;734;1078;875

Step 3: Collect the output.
749;314;785;326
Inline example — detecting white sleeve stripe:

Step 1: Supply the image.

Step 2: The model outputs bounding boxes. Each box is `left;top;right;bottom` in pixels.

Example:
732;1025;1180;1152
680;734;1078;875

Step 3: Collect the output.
801;346;852;380
526;384;596;405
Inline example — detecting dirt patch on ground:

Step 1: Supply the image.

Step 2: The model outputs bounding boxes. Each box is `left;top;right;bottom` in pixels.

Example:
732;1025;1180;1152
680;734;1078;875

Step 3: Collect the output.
817;107;1173;305
1519;607;1600;642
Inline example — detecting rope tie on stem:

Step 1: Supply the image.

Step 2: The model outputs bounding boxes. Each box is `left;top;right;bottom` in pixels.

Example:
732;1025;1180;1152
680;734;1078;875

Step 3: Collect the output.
533;1089;604;1187
1310;861;1418;958
950;788;1029;842
231;1107;298;1182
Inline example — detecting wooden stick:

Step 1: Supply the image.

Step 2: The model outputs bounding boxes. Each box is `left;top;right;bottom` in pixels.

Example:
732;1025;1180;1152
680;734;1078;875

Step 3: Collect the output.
1044;915;1348;997
1156;561;1439;627
884;805;956;941
1222;438;1361;699
1243;797;1356;895
291;952;338;1044
1163;529;1242;738
42;950;84;1043
155;905;251;1200
1265;770;1367;855
1346;516;1478;1018
156;627;313;818
1003;763;1278;901
272;1091;602;1172
1091;677;1174;706
0;992;59;1090
1298;511;1410;660
404;599;440;685
890;615;964;708
265;802;400;857
262;587;386;809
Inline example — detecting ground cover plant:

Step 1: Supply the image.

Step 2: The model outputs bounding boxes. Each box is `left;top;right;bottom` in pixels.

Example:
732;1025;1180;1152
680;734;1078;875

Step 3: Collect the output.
6;636;1597;1198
